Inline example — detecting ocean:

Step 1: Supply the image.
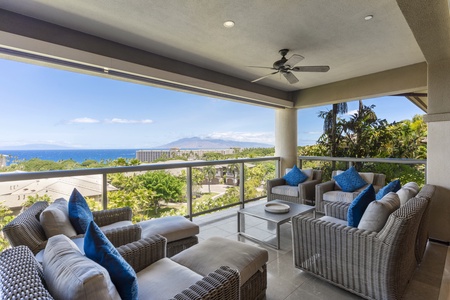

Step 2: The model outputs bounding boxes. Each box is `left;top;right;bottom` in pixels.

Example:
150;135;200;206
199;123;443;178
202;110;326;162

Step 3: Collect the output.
0;149;142;165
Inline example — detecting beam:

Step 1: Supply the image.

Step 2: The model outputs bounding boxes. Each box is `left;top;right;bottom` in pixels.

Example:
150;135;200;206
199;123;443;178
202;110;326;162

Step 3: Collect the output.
293;62;427;109
0;9;293;108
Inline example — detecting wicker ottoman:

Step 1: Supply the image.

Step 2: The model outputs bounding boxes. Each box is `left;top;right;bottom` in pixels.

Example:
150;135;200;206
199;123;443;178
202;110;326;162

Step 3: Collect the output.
139;216;199;256
172;236;268;300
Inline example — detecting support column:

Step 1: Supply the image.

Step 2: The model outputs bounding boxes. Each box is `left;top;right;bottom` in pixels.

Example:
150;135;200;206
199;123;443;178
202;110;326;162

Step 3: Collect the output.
275;108;298;174
424;60;450;243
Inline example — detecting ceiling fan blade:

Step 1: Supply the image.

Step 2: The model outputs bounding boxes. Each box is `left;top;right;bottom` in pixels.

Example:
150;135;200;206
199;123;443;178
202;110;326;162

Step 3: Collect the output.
283;72;299;84
251;71;279;83
247;66;276;70
292;66;330;72
284;54;304;68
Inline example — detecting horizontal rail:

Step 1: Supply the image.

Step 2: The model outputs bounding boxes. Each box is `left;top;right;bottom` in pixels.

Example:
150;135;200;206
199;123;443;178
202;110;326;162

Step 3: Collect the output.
298;156;426;165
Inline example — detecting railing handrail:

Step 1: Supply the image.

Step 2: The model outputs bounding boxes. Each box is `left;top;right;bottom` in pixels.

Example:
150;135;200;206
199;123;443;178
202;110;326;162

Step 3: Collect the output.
298;156;426;165
0;156;280;182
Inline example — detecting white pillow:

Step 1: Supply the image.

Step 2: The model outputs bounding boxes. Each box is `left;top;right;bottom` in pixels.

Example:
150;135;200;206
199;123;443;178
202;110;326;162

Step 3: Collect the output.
302;169;314;181
358;192;400;232
397;182;420;206
43;235;121;300
40;198;77;238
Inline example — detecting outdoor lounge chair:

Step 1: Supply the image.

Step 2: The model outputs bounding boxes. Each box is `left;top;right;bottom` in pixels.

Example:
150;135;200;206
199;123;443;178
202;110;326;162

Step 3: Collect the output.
3;200;199;257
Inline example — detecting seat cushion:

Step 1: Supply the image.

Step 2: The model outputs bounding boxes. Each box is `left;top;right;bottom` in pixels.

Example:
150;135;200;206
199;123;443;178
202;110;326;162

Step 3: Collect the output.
347;184;376;227
376;179;401;200
358;192;400;232
172;236;268;286
40;198;77;238
140;216;199;242
43;235;121;300
84;221;138;300
68;188;94;234
283;165;308;186
271;185;299;197
137;258;202;300
319;216;348;226
100;220;134;231
333;167;368;192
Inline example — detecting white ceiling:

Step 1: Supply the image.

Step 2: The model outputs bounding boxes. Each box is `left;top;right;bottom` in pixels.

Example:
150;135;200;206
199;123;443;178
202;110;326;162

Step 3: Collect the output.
0;0;425;92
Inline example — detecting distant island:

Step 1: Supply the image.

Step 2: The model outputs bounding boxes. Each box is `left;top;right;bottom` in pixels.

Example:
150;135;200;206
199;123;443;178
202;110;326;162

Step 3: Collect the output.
155;137;273;149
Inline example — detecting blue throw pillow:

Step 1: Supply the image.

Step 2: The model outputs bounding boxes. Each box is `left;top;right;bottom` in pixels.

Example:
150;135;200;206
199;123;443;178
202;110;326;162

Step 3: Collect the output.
283;165;308;186
376;179;401;200
333;167;367;192
84;221;138;300
68;188;94;234
347;184;376;227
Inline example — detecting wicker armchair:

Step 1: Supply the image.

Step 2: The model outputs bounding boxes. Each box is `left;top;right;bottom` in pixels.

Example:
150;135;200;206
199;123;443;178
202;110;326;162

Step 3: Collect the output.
292;184;434;300
315;170;386;213
3;201;139;255
0;236;240;300
267;169;322;205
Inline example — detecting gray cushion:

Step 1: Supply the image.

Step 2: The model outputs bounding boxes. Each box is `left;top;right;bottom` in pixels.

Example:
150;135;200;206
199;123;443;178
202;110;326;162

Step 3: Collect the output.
358;192;400;232
397;182;420;206
323;190;358;203
40;198;77;238
319;216;348;226
359;172;375;184
140;216;199;242
271;185;299;197
172;236;268;286
137;258;202;300
43;235;121;300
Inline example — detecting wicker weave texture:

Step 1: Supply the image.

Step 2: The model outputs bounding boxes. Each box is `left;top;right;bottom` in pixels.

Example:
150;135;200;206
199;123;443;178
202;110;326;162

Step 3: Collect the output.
3;201;49;254
0;246;54;300
171;266;240;300
167;236;199;257
92;206;132;226
292;196;429;300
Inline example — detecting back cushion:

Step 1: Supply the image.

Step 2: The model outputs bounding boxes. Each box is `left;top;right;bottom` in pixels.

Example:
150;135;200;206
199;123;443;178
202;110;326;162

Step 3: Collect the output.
40;198;77;238
43;235;121;300
397;182;420;206
359;172;375;185
358;192;400;232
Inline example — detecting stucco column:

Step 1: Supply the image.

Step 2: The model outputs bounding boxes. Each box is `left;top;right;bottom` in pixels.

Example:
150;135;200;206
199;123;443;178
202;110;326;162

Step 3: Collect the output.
424;60;450;243
275;108;298;174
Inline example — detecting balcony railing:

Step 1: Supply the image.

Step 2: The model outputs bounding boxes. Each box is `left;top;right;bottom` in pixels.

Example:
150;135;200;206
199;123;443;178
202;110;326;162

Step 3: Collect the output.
0;157;281;220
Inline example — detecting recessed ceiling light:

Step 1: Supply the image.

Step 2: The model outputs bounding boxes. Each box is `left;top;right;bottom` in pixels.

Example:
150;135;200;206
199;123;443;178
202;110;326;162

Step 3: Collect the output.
223;20;235;28
364;15;373;21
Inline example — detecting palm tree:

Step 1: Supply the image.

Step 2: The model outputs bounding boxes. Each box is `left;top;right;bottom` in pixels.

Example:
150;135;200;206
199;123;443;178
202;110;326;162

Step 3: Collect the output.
318;102;348;168
203;166;216;193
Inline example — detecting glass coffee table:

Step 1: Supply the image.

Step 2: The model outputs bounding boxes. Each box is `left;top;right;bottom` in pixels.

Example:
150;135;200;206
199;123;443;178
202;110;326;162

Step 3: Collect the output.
237;200;314;249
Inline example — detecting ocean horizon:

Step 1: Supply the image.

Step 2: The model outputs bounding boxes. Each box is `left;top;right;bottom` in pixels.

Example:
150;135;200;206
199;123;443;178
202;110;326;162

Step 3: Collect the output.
0;149;146;165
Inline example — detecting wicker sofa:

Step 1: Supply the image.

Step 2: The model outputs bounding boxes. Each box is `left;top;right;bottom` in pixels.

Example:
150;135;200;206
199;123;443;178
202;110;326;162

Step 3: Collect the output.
267;169;322;205
315;170;386;213
3;201;198;257
292;184;435;300
0;235;239;300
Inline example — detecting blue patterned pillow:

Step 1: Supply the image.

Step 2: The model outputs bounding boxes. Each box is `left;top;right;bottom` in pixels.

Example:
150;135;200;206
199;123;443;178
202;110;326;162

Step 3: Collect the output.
84;221;138;300
68;188;94;234
333;167;367;192
283;165;308;186
376;179;401;200
348;184;376;227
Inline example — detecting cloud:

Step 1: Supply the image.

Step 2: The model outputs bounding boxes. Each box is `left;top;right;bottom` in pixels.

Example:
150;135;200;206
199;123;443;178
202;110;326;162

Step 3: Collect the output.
345;110;358;116
69;118;153;124
105;118;153;124
69;117;100;124
205;131;274;144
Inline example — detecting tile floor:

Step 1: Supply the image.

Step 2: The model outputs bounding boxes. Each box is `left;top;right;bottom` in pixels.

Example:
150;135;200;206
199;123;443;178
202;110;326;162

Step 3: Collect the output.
192;200;450;300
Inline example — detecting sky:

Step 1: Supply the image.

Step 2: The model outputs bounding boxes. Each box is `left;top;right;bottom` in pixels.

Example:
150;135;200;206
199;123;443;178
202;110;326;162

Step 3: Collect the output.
0;58;424;149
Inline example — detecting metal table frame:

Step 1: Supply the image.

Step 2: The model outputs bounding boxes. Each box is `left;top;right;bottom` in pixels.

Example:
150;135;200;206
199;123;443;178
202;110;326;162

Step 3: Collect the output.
237;200;314;249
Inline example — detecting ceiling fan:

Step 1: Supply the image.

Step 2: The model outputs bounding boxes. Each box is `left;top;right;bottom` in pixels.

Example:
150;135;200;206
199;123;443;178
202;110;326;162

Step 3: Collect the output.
249;49;330;84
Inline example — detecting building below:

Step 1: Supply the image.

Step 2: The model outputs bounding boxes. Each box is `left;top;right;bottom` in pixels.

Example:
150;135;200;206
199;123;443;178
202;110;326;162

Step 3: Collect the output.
136;148;235;162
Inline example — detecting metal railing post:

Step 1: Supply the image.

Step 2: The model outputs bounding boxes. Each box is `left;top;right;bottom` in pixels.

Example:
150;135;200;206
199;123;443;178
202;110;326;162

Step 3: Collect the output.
298;158;302;169
186;166;193;221
102;173;108;210
239;162;245;208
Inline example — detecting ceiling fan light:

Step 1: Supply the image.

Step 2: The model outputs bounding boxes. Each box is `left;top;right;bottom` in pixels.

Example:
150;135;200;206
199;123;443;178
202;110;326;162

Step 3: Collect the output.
364;15;373;21
223;20;235;28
